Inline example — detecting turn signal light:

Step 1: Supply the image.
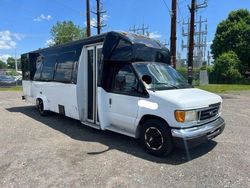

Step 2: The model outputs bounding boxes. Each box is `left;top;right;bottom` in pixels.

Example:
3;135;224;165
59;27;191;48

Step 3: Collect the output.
175;111;185;122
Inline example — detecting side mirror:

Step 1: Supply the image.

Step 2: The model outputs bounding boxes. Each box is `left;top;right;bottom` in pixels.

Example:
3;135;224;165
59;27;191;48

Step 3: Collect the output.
142;75;152;85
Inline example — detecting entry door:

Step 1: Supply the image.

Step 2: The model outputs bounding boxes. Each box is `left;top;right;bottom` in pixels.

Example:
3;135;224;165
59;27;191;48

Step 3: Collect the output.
86;45;103;124
107;64;140;133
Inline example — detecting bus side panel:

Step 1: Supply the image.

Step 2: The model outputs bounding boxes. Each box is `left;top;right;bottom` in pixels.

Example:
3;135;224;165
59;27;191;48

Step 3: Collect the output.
22;80;35;104
29;81;79;120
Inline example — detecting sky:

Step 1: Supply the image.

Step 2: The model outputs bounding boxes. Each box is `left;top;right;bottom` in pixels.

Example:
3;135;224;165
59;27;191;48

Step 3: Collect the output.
0;0;249;62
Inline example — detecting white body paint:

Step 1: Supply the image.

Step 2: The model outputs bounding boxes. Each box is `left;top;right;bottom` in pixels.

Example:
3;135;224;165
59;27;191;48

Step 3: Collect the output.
22;43;223;139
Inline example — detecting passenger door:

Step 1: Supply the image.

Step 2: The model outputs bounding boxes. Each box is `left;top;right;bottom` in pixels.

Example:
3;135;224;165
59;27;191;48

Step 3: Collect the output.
107;64;140;133
86;45;102;125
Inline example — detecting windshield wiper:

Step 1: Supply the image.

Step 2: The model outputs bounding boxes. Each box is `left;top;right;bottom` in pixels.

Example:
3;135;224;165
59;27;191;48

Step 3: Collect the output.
178;83;193;88
153;83;179;89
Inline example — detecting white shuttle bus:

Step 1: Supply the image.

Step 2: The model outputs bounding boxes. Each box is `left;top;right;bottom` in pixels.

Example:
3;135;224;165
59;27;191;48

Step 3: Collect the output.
21;32;225;156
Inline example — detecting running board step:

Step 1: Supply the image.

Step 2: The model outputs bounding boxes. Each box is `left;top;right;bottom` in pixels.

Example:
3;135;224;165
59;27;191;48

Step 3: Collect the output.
81;121;101;130
105;125;135;138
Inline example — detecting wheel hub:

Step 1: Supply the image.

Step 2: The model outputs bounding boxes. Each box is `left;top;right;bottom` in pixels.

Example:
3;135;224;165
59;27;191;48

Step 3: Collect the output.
145;127;163;150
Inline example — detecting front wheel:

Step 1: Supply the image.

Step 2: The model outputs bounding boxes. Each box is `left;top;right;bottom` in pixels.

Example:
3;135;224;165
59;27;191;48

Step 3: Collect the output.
141;119;174;157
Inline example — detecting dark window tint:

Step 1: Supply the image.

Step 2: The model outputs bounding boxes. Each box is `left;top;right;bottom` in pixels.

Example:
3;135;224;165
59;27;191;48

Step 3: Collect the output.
54;51;75;82
41;54;57;81
33;55;44;80
29;53;40;80
72;61;79;84
97;47;103;83
87;49;94;120
111;39;132;61
72;49;81;83
133;45;170;64
112;65;138;94
21;54;29;80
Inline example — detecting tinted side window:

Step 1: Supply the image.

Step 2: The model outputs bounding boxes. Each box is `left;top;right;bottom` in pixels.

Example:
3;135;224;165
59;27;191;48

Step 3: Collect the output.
41;54;57;81
54;51;75;82
29;53;40;80
133;45;170;64
111;39;132;61
112;65;138;94
21;54;29;80
72;50;82;83
33;55;43;80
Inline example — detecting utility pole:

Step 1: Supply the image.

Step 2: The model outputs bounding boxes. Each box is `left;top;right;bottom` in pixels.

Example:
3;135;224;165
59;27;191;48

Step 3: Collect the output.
15;49;17;72
96;0;101;34
187;0;207;84
170;0;177;69
187;0;195;84
162;39;170;46
86;0;91;37
129;24;149;36
129;25;137;33
92;0;106;34
182;18;207;63
207;51;211;66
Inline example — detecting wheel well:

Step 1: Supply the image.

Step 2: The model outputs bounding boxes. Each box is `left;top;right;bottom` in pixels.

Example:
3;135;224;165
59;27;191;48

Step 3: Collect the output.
36;98;42;105
36;97;47;110
36;97;41;103
135;114;170;139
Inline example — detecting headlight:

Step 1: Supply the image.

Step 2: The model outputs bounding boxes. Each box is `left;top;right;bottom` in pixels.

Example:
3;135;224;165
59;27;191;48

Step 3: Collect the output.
175;110;198;123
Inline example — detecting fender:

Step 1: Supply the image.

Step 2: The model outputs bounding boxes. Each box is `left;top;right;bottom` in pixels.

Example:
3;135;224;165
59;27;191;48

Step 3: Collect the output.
36;94;49;111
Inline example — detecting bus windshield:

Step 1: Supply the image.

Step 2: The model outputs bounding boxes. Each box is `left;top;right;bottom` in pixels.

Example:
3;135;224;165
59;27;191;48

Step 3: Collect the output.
133;62;191;90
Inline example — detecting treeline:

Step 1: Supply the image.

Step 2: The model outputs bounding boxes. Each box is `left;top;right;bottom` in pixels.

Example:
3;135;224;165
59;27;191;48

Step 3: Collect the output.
209;9;250;84
0;57;21;70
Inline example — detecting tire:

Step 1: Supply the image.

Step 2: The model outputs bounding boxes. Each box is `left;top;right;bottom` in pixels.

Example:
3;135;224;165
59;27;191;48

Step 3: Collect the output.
36;99;49;116
141;119;174;157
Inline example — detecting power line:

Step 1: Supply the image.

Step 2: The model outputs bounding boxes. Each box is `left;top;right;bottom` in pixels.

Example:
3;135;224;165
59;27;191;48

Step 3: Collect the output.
177;1;185;22
178;0;188;5
54;0;82;15
162;0;172;16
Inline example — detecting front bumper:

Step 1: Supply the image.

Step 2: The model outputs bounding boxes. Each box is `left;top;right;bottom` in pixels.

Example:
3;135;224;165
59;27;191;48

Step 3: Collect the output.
171;117;225;149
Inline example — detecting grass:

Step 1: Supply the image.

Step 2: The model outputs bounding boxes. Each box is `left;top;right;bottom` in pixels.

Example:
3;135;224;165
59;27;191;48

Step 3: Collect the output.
1;84;250;93
0;86;22;91
196;84;250;93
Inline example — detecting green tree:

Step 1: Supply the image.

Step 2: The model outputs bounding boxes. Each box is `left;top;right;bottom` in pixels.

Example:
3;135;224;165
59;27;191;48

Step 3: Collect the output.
212;51;242;83
211;9;250;75
51;21;86;46
7;57;16;69
0;60;7;69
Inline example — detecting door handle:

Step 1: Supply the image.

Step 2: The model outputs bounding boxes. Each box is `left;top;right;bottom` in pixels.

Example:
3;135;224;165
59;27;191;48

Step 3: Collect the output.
109;98;112;106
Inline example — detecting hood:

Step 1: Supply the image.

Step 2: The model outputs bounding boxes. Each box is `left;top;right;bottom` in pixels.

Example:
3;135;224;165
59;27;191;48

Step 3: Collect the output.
151;88;222;109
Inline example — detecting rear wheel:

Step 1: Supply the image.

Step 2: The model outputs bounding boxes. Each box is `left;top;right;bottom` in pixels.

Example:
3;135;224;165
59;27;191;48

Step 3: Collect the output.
36;99;49;116
141;119;173;157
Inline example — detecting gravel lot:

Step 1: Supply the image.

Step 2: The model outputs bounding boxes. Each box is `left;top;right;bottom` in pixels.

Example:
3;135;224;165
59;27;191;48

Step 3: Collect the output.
0;91;249;188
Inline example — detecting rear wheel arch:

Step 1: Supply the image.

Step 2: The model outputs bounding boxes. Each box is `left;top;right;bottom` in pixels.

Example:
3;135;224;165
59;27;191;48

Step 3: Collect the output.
36;97;49;116
35;95;49;109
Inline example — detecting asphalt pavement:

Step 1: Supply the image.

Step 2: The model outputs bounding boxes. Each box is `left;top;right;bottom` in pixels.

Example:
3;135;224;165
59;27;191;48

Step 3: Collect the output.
0;91;249;188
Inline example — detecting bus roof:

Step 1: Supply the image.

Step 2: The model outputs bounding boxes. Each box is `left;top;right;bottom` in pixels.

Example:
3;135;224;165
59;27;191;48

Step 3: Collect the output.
24;31;166;55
